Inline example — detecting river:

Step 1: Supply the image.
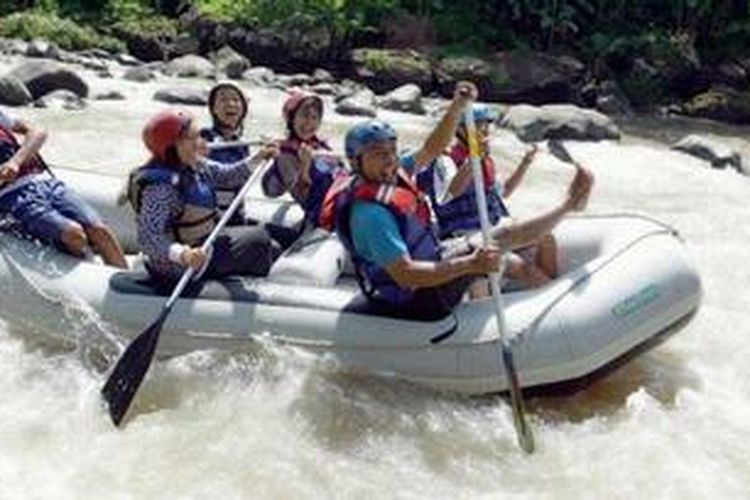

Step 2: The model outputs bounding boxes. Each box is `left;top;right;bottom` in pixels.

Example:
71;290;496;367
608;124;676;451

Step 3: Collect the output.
1;55;749;499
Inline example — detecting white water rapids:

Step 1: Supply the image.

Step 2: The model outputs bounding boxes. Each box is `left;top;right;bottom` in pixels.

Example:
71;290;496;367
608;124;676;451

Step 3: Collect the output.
0;55;749;499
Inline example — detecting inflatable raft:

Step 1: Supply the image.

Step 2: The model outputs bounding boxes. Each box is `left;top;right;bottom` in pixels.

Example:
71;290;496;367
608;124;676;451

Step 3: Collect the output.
0;168;703;395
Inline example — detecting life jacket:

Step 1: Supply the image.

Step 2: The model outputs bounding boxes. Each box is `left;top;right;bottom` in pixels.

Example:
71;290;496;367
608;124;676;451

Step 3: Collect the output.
278;136;347;227
128;162;218;246
417;143;508;238
199;127;249;221
320;169;440;307
0;124;48;181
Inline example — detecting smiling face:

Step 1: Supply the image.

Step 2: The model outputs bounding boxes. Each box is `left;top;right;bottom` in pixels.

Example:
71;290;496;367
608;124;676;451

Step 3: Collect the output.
211;86;246;131
175;121;207;168
356;139;399;184
291;98;322;141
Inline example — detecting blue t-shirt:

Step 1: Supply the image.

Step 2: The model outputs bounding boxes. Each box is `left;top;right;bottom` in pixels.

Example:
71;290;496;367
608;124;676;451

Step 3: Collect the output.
349;153;419;267
350;202;407;267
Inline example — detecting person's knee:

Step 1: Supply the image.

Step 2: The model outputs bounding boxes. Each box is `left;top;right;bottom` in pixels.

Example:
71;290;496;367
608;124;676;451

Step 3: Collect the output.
60;224;88;256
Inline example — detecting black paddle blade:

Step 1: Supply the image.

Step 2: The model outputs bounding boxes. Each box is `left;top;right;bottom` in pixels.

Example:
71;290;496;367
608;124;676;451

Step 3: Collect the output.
547;139;574;164
501;343;535;454
101;310;167;426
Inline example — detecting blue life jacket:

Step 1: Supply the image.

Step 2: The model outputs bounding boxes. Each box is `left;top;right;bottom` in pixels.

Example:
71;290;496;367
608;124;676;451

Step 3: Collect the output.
199;127;249;224
128;162;218;246
323;170;440;307
416;155;508;238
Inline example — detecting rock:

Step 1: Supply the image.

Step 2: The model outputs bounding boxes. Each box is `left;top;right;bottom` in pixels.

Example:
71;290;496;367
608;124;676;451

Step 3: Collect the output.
594;80;632;116
170;33;200;58
0;76;33;106
680;87;750;124
26;39;60;60
672;134;745;172
93;90;126;101
123;66;156;83
350;48;433;94
7;60;89;99
153;87;208;105
164;54;215;79
115;53;141;66
311;82;336;95
34;89;86;110
312;68;335;84
377;83;425;114
276;73;313;87
242;66;275;86
0;38;28;56
500;103;621;142
212;45;250;80
712;61;748;90
435;51;585;104
79;48;114;61
335;88;377;117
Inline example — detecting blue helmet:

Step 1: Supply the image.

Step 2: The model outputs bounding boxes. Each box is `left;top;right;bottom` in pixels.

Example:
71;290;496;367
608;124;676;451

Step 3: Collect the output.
460;103;498;126
345;119;398;159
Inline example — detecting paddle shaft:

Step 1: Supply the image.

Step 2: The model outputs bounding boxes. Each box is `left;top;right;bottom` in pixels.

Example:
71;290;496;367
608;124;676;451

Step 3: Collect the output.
464;105;535;454
102;157;274;426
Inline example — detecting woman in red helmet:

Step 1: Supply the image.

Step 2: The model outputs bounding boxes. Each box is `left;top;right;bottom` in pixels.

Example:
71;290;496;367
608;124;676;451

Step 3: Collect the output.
128;108;280;288
261;88;348;231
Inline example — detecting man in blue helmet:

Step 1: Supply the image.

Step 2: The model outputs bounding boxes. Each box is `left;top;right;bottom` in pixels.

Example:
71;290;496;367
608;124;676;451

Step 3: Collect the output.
320;84;593;320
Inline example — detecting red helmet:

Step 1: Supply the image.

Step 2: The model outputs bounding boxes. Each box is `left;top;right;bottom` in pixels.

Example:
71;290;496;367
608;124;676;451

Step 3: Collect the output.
142;109;192;160
282;88;323;124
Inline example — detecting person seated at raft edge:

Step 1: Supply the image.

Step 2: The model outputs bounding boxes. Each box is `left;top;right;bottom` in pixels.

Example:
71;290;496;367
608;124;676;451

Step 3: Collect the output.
416;103;557;289
200;81;298;247
260;88;348;232
0;108;127;269
319;116;594;321
129;108;281;290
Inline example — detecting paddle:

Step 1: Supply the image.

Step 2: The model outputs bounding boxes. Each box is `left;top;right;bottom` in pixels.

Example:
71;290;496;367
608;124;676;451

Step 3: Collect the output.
101;157;274;426
464;105;535;453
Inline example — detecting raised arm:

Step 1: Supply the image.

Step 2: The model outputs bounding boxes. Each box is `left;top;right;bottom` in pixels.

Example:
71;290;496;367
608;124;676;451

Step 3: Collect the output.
410;81;477;170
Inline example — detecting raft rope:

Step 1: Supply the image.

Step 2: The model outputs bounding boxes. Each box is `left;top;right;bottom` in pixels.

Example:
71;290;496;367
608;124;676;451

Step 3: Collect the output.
514;216;678;343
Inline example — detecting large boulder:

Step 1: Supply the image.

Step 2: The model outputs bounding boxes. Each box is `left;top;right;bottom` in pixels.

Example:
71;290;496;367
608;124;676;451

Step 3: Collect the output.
680;87;750;124
164;54;215;79
335;88;377;117
435;51;585;104
377;84;425;115
123;66;156;83
7;60;88;99
349;48;433;94
153;87;209;105
672;134;745;173
500;104;621;142
0;76;33;106
218;13;335;72
211;45;250;80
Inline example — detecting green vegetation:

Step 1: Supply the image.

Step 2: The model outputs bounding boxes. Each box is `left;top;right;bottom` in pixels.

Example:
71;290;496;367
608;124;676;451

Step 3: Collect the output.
0;11;125;52
3;1;749;62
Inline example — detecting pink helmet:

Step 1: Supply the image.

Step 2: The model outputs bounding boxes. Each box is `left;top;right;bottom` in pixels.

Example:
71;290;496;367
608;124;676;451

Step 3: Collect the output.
282;88;323;124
